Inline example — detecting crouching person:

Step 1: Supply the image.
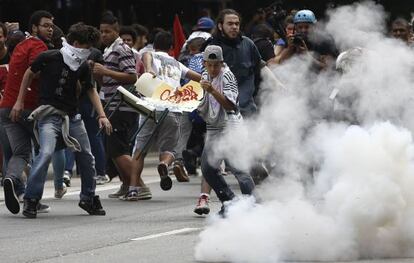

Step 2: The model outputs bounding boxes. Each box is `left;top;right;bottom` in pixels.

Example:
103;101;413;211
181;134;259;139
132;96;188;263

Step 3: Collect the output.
11;23;112;218
198;45;255;216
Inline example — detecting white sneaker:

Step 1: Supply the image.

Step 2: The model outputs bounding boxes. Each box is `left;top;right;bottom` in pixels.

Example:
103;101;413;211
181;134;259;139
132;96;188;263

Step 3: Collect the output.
95;175;110;185
54;185;67;199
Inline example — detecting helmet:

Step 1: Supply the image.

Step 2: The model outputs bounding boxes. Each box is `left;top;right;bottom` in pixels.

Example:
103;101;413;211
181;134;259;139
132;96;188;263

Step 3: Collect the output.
293;10;317;24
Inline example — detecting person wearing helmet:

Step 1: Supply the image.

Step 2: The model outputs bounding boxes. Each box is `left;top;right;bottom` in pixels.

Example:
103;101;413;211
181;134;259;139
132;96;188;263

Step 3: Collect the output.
278;9;337;70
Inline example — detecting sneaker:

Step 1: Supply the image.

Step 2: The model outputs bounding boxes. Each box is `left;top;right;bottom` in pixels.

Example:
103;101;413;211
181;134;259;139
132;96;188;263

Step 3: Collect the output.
119;190;139;201
23;198;39;218
108;184;128;198
54;185;67;199
63;171;71;187
136;186;152;200
79;195;106;216
3;178;20;214
194;195;210;215
218;205;226;218
173;161;190;182
157;162;172;191
37;203;50;213
250;163;269;185
18;194;24;203
95;175;110;185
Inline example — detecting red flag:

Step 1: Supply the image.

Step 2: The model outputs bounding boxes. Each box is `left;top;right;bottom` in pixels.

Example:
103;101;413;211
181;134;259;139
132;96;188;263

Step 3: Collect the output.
172;14;186;59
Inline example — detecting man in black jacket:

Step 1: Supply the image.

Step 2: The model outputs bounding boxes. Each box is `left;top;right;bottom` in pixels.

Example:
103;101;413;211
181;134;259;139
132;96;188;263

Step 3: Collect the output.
205;9;262;117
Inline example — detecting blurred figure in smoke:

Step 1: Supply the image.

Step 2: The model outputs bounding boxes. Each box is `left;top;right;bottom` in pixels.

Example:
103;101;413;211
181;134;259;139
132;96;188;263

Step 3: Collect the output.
330;47;365;124
278;9;338;70
390;18;412;45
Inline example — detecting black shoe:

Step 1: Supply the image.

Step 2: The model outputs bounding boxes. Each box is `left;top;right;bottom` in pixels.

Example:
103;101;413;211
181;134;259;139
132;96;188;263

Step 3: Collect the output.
250;163;269;185
218;205;227;218
3;178;20;214
37;203;50;213
79;195;106;216
23;198;39;218
157;163;172;191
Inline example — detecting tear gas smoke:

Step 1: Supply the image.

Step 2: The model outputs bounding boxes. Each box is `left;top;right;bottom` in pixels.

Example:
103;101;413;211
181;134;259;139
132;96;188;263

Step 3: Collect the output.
195;1;414;262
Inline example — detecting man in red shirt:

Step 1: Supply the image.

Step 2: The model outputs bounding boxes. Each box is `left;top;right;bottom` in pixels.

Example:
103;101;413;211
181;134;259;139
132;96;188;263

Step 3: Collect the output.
0;10;54;215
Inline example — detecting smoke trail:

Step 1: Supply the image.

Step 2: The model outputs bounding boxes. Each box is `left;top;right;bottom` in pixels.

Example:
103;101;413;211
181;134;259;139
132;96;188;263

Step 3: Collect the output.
195;1;414;262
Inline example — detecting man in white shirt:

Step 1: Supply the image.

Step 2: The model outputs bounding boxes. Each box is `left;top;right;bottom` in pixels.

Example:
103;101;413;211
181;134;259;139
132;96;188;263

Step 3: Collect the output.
121;31;201;201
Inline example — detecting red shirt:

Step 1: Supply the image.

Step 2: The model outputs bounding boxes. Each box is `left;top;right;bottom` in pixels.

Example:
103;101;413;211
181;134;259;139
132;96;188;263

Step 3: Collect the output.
0;37;48;110
0;65;7;98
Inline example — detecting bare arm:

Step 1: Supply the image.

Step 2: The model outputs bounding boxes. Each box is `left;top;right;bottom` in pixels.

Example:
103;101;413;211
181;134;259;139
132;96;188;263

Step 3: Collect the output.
93;63;137;84
185;70;201;82
10;67;36;122
86;87;112;135
142;52;155;75
200;80;236;111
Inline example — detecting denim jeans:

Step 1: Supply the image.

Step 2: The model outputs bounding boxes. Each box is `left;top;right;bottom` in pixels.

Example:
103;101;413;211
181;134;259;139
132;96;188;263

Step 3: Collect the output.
51;149;65;190
0;108;33;196
79;98;105;176
64;148;75;174
201;128;255;203
64;99;106;176
24;114;96;201
0;120;12;173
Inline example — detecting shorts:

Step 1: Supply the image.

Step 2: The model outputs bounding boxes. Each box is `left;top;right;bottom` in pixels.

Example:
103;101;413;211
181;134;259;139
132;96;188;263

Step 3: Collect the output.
106;111;139;158
133;112;181;157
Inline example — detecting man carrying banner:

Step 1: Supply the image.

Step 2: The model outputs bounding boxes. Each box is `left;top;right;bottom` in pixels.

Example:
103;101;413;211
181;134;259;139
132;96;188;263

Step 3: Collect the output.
121;31;201;200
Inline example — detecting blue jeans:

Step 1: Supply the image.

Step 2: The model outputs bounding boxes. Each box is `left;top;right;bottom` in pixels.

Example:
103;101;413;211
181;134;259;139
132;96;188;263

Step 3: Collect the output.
24;114;96;201
52;149;65;190
201;129;255;203
0;108;33;196
79;98;105;176
64;148;75;174
0;121;12;173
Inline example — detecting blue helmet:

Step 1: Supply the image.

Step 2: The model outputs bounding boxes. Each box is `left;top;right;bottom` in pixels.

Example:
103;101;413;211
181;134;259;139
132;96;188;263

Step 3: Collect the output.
293;10;317;24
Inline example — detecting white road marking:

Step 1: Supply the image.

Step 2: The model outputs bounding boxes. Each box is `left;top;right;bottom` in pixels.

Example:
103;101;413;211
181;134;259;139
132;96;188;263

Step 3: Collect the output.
130;228;201;241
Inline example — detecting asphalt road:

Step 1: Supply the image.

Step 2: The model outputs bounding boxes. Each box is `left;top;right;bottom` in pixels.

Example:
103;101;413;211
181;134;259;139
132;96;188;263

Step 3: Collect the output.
0;154;221;263
1;155;414;263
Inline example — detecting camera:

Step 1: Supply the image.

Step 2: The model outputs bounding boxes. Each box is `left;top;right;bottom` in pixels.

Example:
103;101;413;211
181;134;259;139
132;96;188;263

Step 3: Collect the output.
292;33;307;46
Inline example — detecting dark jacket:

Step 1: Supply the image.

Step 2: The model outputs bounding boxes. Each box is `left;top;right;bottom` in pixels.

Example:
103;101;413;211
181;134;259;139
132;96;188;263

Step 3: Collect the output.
204;34;262;116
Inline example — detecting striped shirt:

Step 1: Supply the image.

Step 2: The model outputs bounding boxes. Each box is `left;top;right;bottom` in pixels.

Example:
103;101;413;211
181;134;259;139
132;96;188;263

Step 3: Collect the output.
102;37;136;112
198;66;241;129
188;53;204;74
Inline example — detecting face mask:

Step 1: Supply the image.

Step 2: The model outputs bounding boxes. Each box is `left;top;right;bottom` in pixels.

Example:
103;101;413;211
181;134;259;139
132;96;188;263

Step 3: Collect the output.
60;38;91;71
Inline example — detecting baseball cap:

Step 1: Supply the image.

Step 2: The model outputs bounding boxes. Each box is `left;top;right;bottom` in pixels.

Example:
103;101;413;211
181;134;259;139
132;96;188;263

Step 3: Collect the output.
197;17;215;30
203;45;223;62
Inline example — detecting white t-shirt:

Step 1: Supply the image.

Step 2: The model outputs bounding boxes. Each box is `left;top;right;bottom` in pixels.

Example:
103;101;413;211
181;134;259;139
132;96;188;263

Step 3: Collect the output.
151;51;189;89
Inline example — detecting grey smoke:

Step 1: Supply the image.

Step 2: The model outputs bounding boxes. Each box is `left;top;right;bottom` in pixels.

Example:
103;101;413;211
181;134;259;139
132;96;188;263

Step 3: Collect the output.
195;1;414;262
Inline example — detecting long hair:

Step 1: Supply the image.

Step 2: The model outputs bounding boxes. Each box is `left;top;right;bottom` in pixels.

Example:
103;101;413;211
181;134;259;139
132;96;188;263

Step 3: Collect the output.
213;9;241;38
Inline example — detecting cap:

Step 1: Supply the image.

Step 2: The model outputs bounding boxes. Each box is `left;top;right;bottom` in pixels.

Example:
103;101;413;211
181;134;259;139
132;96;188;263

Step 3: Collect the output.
197;17;215;30
203;45;223;62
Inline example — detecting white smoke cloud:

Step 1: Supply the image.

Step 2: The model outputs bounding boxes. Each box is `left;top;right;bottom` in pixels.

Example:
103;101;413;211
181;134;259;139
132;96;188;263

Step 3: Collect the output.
195;1;414;262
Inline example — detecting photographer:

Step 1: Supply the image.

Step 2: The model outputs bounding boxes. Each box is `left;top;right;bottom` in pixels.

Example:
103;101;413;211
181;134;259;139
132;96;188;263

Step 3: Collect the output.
277;9;338;70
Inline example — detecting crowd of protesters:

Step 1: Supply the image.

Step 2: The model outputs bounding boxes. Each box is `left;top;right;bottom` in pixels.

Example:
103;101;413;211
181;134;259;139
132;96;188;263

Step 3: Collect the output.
0;6;412;218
